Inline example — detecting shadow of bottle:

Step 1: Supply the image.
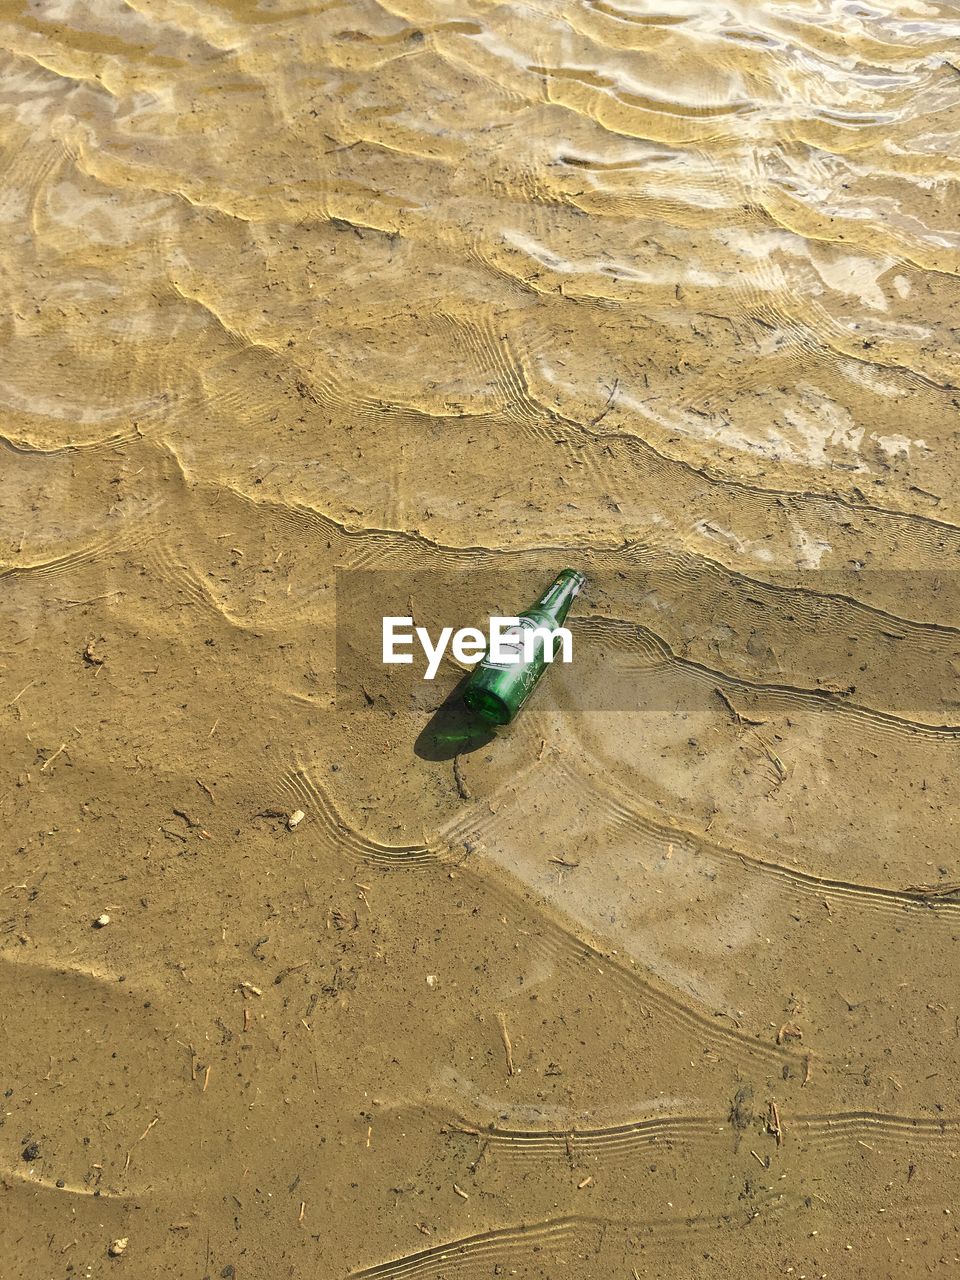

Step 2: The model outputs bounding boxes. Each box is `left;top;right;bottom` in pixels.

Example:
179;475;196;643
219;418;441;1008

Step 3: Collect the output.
414;674;496;761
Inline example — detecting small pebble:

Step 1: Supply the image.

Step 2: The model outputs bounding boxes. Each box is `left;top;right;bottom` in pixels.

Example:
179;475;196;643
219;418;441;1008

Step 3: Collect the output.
21;1141;40;1162
425;974;438;989
82;640;104;666
287;809;305;830
93;913;111;929
108;1238;128;1257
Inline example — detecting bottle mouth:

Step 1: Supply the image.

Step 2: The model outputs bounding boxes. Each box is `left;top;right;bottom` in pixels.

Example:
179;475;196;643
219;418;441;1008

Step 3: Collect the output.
462;686;512;726
559;567;586;592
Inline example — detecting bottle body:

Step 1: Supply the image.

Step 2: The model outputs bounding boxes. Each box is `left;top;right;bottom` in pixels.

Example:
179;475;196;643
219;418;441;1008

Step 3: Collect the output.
461;569;586;725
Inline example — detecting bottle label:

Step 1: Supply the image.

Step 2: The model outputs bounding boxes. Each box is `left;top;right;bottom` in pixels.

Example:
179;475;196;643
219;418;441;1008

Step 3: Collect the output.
481;618;537;670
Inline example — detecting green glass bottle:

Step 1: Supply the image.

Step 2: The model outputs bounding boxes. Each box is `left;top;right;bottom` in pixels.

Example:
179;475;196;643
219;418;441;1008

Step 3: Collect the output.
462;569;586;725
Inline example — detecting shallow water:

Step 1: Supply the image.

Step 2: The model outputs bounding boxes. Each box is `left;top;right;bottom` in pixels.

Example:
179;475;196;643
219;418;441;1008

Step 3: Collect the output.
1;0;959;1275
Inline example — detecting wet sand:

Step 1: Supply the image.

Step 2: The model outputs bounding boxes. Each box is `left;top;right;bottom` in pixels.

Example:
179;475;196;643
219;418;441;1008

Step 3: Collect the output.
1;0;959;1276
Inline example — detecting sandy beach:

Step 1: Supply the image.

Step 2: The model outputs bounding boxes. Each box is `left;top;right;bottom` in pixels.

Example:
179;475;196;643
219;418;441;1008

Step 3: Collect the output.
1;1;959;1275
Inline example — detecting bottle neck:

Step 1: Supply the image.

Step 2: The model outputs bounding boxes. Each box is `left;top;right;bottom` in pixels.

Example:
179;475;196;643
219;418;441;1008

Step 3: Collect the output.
533;569;586;625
